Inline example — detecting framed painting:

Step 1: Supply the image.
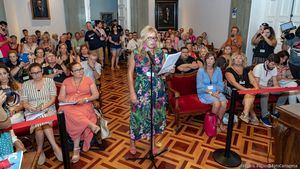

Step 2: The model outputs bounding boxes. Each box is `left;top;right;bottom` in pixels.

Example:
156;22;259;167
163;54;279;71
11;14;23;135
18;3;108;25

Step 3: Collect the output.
155;0;178;31
31;0;50;19
101;12;113;25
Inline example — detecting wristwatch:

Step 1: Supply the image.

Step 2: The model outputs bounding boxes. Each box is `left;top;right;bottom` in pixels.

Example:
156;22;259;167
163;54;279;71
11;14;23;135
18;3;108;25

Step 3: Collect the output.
84;98;89;103
208;91;213;95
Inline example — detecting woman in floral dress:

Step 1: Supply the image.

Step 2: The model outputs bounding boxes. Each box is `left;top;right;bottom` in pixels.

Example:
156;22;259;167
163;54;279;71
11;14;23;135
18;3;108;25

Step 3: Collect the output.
128;26;168;155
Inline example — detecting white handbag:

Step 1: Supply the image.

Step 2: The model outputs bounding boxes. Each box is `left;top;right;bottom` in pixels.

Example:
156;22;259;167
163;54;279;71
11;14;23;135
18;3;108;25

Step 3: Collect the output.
94;109;110;139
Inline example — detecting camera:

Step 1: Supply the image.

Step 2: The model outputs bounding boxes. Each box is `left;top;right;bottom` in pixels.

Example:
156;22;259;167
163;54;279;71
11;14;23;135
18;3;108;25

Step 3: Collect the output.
280;21;297;40
1;88;20;106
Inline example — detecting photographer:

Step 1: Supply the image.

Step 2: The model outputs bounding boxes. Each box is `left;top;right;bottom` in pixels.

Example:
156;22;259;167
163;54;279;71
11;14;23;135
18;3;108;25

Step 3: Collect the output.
282;26;300;79
251;24;277;64
0;90;14;156
221;26;242;53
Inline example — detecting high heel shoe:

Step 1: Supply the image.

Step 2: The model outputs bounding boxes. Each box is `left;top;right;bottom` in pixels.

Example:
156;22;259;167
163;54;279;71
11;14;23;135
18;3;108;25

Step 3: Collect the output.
71;147;81;163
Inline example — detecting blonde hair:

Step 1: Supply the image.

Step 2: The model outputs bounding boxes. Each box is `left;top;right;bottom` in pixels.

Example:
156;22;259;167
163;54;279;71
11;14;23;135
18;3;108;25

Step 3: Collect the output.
229;52;247;68
139;25;158;51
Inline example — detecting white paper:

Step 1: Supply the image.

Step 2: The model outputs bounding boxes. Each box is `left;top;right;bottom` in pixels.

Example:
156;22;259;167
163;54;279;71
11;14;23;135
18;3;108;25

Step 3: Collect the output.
25;111;45;121
158;52;181;75
58;101;77;106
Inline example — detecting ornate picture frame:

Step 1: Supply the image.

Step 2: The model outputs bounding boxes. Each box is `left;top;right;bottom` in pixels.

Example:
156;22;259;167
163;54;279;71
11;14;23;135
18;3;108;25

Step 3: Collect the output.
31;0;50;20
155;0;178;31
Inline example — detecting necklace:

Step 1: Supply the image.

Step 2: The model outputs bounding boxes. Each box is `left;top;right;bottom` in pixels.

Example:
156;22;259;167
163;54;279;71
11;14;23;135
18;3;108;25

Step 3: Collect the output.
73;77;82;94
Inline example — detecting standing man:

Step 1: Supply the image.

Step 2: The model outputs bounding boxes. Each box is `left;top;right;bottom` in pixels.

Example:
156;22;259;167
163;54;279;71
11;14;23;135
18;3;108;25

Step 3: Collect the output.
0;21;11;63
85;22;102;65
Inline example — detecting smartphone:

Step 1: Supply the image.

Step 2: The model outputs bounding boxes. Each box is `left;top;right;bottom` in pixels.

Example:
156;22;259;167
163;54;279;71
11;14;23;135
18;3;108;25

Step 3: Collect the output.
19;53;29;63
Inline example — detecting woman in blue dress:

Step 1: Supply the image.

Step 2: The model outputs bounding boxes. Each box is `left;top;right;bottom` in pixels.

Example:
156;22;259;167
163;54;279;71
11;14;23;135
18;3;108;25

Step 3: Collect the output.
197;52;227;131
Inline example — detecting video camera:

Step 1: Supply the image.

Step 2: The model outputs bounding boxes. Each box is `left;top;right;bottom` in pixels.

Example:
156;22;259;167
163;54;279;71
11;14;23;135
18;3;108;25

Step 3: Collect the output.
280;21;297;40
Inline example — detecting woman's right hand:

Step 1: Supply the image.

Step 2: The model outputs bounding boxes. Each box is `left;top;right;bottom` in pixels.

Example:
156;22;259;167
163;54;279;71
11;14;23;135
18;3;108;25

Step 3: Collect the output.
0;90;7;106
130;93;138;104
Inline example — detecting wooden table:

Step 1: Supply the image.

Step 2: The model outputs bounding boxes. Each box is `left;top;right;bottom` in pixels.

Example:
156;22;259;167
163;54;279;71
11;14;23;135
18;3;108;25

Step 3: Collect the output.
273;103;300;164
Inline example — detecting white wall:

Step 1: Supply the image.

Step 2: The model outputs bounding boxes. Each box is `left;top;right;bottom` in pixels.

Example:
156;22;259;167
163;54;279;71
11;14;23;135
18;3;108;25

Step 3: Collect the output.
4;0;66;39
90;0;118;21
148;0;231;48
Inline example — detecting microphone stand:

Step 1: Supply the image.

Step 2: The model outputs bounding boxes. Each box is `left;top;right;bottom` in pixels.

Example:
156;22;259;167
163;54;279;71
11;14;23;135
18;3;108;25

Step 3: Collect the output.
126;51;168;169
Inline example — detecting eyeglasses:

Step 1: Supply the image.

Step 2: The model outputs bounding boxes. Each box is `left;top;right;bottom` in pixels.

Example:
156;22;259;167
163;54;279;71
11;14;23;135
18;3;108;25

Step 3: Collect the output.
72;68;84;73
30;71;42;75
147;36;157;41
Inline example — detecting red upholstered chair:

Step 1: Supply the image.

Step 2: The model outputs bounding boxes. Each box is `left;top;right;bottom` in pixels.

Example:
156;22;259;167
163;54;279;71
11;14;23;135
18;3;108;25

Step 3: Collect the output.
166;71;211;129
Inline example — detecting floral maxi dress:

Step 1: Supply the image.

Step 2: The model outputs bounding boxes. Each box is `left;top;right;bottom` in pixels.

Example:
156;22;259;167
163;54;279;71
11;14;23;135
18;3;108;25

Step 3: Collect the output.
130;49;167;141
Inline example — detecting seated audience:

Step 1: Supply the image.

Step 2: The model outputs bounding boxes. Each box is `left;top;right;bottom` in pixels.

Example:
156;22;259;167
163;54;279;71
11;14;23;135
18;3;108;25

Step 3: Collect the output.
127;32;139;54
252;26;277;64
165;38;177;54
72;32;85;55
197;52;227;131
22;63;62;165
21;35;38;55
58;43;74;65
6;50;30;83
81;51;102;82
216;45;232;70
178;33;190;49
58;62;99;163
273;50;300;114
39;33;54;53
253;54;280;127
188;28;196;44
175;47;198;74
9;35;20;53
78;44;89;62
34;47;46;67
43;52;68;83
222;26;242;53
156;32;164;49
225;53;259;125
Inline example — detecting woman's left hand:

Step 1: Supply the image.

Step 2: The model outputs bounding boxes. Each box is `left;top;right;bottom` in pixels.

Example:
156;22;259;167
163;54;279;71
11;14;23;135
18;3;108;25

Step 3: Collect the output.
76;99;86;105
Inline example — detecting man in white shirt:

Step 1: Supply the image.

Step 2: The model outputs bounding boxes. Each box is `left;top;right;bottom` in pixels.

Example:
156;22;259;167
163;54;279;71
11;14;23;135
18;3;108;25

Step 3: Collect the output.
127;32;139;54
253;54;280;127
81;51;101;82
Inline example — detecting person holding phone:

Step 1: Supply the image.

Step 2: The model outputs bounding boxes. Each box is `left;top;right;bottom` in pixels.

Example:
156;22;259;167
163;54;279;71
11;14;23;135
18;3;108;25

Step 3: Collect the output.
252;26;277;64
221;26;243;53
6;50;30;83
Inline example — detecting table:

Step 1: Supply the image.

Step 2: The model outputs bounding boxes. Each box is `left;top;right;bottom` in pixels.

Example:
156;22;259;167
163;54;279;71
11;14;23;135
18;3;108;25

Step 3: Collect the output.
273;103;300;164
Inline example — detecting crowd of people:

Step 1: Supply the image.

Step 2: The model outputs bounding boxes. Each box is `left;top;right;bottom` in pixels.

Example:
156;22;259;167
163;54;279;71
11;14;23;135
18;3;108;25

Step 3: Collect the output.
0;17;300;165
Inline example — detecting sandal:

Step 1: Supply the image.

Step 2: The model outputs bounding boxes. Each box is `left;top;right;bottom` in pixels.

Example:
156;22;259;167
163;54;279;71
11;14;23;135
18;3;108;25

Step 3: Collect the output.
152;147;158;155
71;147;81;163
239;112;249;123
250;115;259;126
129;147;136;155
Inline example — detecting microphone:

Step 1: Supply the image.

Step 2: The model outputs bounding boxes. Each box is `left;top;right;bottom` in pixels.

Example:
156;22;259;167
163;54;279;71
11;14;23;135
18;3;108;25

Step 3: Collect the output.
146;50;155;65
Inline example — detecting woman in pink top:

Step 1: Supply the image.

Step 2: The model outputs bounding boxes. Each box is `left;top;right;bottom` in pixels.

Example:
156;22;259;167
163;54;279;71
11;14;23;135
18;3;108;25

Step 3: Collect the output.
58;62;99;163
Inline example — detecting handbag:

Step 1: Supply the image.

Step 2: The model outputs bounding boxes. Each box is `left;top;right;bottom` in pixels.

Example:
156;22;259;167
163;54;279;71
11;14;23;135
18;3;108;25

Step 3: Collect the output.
204;111;217;137
94;109;110;140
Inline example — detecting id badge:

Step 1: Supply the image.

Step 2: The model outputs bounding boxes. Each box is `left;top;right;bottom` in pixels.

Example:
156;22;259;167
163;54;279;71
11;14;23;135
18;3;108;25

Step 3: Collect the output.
207;85;213;90
260;49;265;53
23;76;29;80
239;81;245;85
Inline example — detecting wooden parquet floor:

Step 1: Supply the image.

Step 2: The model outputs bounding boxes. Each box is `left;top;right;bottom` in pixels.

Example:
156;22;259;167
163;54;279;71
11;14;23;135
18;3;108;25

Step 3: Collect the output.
38;64;275;169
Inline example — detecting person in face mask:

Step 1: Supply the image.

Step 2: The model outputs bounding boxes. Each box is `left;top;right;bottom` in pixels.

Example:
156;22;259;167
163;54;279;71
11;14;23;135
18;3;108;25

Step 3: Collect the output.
253;54;280;128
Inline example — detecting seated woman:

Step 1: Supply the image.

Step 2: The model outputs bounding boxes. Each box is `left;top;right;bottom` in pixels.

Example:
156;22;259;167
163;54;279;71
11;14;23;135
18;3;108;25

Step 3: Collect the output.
43;52;68;84
22;63;62;165
274;50;300;114
197;52;227;131
58;62;99;163
57;43;75;66
34;47;46;67
77;44;90;62
216;45;232;70
225;53;260;124
81;51;101;82
0;65;26;152
6;50;30;83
